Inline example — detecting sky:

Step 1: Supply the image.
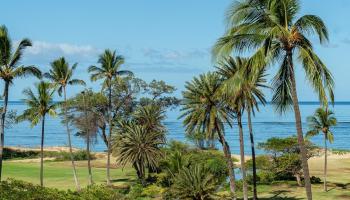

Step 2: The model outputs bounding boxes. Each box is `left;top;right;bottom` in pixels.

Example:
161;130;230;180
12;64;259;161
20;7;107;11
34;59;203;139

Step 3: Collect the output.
1;0;350;101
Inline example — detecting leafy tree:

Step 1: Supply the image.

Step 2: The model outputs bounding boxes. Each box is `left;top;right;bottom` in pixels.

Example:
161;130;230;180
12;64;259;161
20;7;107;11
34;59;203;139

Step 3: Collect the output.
216;56;267;200
113;122;164;185
44;57;85;190
140;80;180;109
180;72;237;198
88;49;132;184
169;164;219;200
0;25;42;180
213;1;334;199
306;107;337;191
16;81;58;187
68;90;100;185
258;136;316;186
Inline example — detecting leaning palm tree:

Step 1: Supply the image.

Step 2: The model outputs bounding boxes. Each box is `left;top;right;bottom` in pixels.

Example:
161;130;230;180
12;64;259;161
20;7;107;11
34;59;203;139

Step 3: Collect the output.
306;107;337;192
216;56;267;200
180;72;237;199
88;49;132;184
44;57;85;190
113;121;164;185
213;1;334;199
0;25;42;180
17;81;57;187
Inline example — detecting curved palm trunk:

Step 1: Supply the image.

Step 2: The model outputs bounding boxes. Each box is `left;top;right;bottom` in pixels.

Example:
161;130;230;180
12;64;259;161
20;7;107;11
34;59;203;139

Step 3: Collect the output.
63;88;80;190
237;112;248;200
40;115;45;187
323;132;327;192
217;130;236;200
288;53;312;200
247;107;258;200
106;83;112;185
0;81;9;181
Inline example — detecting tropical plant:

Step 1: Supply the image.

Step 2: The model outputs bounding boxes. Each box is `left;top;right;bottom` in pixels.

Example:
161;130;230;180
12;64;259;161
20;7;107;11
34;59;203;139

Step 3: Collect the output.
213;1;334;199
180;72;236;198
88;49;132;184
169;164;219;200
44;57;85;190
306;107;337;192
16;81;58;186
216;56;267;200
0;25;42;180
113;122;164;185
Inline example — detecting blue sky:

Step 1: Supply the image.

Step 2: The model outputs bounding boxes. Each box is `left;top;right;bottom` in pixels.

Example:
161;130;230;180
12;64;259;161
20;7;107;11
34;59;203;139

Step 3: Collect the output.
1;0;350;101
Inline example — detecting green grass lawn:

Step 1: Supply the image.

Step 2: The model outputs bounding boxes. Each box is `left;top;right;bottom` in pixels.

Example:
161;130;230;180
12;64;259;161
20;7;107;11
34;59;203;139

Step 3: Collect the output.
3;160;136;190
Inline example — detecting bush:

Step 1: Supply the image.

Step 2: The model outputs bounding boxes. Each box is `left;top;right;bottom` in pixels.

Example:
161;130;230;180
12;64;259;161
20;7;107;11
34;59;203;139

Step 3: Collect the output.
3;148;95;161
310;176;322;184
0;179;125;200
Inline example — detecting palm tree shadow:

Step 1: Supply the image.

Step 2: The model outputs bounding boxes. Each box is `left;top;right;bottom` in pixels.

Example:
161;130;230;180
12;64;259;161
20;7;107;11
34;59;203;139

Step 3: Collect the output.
257;190;303;200
327;182;350;192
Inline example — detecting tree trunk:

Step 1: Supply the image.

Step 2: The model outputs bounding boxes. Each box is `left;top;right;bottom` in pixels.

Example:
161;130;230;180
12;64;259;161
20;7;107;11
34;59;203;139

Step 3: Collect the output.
288;52;313;200
237;112;248;200
247;107;258;200
217;129;236;200
83;92;93;185
0;81;9;181
63;87;80;190
40;115;45;187
296;173;302;187
107;81;112;185
323;132;327;192
100;124;108;147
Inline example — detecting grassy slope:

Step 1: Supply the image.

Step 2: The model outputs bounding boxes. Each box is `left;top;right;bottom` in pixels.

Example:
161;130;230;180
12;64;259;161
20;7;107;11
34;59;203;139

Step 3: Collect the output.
3;160;136;190
3;153;350;199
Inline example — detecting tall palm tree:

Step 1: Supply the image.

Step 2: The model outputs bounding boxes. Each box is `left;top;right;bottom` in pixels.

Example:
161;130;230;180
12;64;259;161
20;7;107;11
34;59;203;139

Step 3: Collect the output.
17;81;57;187
180;72;237;199
216;56;267;200
306;107;337;192
113;121;164;185
88;49;132;185
44;57;85;190
213;1;334;199
0;25;42;180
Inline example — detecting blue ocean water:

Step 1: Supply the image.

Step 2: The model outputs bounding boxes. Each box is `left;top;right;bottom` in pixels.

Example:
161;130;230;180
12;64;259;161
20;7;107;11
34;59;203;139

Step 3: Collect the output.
4;101;350;154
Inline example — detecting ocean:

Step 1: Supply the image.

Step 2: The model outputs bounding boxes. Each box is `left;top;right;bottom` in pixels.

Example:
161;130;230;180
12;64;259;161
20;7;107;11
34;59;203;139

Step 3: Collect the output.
4;101;350;154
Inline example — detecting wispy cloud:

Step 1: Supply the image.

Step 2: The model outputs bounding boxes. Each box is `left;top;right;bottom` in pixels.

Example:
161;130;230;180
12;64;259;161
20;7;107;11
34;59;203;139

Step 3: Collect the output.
142;48;209;62
26;41;100;56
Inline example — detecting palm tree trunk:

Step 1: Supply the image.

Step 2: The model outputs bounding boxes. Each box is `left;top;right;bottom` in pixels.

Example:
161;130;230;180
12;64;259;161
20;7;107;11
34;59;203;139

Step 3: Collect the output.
324;132;327;192
107;82;112;185
288;52;312;200
217;128;236;200
40;115;45;187
0;81;9;181
100;124;108;147
237;112;248;200
63;87;80;190
247;107;258;200
83;92;93;185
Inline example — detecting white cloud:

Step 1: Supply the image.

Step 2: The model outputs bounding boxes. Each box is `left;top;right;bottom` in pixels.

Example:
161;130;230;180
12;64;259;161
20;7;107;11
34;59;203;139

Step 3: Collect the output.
142;48;209;61
26;41;99;56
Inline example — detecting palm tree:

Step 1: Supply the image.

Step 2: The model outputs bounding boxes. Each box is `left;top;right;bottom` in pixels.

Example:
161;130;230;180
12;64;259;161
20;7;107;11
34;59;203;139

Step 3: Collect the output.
213;1;334;199
170;165;219;200
0;25;42;180
180;72;237;199
88;49;132;184
17;81;57;187
306;107;337;192
113;122;164;185
44;57;85;190
216;56;267;200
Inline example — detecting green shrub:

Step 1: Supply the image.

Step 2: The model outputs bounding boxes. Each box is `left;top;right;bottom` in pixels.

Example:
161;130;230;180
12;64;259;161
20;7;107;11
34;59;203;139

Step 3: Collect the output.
3;148;95;161
0;179;125;200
